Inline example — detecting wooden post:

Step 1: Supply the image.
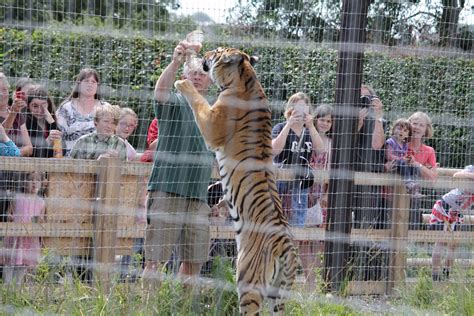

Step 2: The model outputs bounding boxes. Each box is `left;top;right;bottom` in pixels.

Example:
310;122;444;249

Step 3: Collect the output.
388;184;410;294
324;0;370;292
92;157;121;291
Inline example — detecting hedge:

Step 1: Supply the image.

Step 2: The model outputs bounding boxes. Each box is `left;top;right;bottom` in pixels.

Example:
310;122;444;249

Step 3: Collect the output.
0;27;472;167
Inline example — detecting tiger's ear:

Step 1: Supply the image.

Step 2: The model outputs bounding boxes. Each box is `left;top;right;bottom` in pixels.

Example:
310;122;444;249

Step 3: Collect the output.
221;52;243;64
250;56;259;66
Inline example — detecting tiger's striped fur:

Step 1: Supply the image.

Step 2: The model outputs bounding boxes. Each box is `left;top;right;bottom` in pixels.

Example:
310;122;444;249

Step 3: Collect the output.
174;47;298;315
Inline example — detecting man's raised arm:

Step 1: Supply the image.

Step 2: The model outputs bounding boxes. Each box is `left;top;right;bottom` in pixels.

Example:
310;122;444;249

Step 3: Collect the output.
154;42;187;103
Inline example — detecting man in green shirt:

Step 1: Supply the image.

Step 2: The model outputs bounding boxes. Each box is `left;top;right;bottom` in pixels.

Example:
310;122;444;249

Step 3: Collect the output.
143;40;214;288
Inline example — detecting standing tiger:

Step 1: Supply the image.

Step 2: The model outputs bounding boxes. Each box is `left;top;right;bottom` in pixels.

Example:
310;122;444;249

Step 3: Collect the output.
175;47;298;315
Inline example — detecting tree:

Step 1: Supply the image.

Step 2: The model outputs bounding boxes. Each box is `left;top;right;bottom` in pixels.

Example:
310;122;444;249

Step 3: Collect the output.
367;0;421;45
227;0;471;49
1;0;179;33
439;0;465;47
228;0;340;41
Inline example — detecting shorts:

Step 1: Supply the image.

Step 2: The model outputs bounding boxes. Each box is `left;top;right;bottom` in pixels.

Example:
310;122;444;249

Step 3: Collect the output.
430;199;461;232
277;181;309;227
144;191;211;263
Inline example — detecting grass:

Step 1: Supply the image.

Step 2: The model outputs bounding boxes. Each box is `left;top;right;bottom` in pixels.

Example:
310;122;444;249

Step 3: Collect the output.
1;251;473;315
0;279;360;315
395;267;474;315
0;253;360;315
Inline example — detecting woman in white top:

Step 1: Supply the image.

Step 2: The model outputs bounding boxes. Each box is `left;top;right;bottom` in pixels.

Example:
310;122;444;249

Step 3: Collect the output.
56;68;110;154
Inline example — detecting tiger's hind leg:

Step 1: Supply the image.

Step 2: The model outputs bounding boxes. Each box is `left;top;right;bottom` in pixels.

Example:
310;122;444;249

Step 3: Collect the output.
267;284;285;315
266;266;286;316
236;258;266;315
238;285;264;315
267;245;298;315
174;79;227;149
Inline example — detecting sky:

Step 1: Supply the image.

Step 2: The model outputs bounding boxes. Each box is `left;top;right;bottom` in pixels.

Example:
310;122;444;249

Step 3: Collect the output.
176;0;237;24
176;0;474;25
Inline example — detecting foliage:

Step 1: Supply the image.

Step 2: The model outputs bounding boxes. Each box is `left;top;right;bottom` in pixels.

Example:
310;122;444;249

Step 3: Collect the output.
210;256;239;314
0;26;472;166
0;253;361;315
396;267;474;315
0;0;178;33
228;0;340;41
1;250;473;315
229;0;473;50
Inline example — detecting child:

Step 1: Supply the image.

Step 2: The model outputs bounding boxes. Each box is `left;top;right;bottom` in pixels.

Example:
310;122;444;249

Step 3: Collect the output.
115;108;143;279
385;118;420;195
309;104;333;216
3;172;45;284
70;104;127;161
300;104;333;290
430;165;474;281
115;107;138;161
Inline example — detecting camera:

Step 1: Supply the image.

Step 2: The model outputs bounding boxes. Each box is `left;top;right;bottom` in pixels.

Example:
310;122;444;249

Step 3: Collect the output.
293;104;309;116
15;91;26;101
360;95;375;107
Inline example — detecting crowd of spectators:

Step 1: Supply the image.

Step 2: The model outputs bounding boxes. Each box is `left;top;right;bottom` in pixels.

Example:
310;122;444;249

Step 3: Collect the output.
0;42;472;286
0;70;156;283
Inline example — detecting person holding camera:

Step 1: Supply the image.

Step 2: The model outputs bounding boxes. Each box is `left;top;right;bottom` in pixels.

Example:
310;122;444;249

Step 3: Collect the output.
272;92;324;227
351;84;389;281
353;84;386;227
272;92;325;290
0;73;33;157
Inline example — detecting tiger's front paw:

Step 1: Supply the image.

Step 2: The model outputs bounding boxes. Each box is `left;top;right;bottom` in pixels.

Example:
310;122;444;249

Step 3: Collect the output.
174;79;196;94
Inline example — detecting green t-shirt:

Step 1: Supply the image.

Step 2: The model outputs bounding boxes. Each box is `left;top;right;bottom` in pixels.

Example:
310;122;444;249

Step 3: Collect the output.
147;92;214;202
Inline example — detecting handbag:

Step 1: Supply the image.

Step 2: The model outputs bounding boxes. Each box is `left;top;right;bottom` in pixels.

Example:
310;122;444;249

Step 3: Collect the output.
294;163;314;190
293;129;314;190
306;201;323;227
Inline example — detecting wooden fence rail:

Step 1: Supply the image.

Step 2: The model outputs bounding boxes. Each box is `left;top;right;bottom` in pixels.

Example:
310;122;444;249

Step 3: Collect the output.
0;157;472;294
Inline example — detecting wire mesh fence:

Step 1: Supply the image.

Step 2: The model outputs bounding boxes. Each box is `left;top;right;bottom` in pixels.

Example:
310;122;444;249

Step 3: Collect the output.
0;0;473;314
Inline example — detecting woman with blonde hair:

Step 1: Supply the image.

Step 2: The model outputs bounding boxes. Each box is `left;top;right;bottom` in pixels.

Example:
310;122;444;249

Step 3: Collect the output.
386;111;438;229
272;92;324;225
272;92;325;290
406;111;437;180
385;112;437;189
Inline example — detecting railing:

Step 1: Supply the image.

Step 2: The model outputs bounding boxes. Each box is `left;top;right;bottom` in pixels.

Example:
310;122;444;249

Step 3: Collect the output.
0;157;472;293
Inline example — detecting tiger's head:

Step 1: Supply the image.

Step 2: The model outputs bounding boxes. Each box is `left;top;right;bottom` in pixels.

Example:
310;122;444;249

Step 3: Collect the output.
202;47;259;90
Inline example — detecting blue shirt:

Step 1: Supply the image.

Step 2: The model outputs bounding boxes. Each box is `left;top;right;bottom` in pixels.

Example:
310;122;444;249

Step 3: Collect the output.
0;140;20;157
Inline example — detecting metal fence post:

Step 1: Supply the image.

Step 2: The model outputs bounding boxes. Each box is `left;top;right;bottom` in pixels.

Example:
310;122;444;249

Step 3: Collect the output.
324;0;370;292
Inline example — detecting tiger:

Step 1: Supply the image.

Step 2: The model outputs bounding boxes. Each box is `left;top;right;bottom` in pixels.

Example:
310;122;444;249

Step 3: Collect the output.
174;47;298;315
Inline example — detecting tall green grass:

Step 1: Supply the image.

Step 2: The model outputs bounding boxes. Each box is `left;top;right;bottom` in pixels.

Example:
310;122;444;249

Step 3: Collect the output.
0;254;360;315
395;267;474;315
5;251;473;315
